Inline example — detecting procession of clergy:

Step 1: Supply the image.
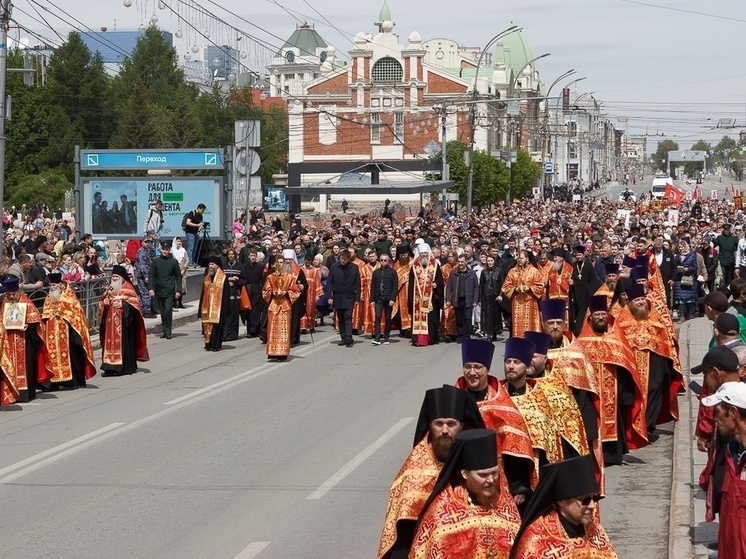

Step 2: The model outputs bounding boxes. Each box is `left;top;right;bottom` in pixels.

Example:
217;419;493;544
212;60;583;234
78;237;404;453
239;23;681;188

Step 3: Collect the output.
376;244;684;558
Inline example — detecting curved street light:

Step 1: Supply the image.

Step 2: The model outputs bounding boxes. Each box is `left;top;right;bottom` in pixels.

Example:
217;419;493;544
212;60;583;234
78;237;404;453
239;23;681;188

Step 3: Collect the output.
540;69;575;198
464;25;522;214
502;52;550;205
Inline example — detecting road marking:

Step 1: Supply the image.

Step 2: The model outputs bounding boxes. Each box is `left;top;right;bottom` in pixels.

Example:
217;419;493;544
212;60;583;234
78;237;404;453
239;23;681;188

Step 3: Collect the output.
0;335;339;483
306;417;414;500
232;541;270;559
0;423;125;482
164;334;337;406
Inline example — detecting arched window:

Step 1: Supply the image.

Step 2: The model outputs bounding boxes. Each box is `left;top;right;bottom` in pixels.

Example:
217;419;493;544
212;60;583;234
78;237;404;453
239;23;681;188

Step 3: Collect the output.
372;57;403;83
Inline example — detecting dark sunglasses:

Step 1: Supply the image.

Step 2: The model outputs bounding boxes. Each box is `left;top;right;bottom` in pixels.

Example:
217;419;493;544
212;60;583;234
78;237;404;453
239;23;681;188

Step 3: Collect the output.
579;494;602;506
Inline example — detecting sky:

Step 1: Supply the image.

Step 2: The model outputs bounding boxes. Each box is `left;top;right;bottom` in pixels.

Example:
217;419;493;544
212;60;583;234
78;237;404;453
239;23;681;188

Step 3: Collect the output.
14;0;746;149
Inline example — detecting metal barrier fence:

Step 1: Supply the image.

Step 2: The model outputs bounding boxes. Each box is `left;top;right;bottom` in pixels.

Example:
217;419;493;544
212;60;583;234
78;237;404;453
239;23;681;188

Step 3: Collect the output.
22;277;110;335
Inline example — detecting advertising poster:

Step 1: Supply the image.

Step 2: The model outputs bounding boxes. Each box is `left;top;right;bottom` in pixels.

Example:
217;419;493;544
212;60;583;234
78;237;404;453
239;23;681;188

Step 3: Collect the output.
264;186;288;212
83;178;223;239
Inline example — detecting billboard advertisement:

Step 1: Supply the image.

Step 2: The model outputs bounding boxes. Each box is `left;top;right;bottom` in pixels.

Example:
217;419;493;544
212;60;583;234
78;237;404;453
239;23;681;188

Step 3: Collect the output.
82;178;223;239
264;185;288;212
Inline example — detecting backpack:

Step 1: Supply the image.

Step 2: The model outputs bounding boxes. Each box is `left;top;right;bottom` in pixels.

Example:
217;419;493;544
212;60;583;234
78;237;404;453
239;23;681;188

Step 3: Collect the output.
181;212;190;231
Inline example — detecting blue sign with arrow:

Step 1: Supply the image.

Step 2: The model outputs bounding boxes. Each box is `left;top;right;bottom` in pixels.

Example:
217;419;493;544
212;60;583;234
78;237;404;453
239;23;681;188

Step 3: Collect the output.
81;149;224;170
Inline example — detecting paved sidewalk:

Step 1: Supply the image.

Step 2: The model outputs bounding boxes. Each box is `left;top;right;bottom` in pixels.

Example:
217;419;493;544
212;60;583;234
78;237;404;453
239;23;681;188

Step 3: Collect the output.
672;317;717;559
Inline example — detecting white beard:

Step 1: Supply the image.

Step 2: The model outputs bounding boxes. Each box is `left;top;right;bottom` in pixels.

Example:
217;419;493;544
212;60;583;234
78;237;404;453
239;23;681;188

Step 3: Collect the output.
49;289;62;302
553;261;563;272
110;278;123;294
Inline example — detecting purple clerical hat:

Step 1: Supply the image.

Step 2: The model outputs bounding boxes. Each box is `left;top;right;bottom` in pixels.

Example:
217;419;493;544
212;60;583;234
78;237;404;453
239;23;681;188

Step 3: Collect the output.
504;337;536;367
524;331;551;355
625;283;646;302
540;299;566;322
461;338;495;369
588;295;608;313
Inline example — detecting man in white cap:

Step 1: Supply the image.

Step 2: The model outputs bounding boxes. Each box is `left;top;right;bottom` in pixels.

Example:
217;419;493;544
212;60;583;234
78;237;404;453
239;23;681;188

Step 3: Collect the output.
701;381;746;559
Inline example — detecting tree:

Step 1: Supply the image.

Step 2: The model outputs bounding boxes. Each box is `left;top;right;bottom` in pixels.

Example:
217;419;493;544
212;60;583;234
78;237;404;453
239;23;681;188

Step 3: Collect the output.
684;139;711;177
510;149;541;201
651;139;679;172
8;170;73;210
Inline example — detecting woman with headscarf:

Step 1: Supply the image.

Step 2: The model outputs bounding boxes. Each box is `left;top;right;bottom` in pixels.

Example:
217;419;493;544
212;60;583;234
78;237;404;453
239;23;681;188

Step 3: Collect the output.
673;239;698;322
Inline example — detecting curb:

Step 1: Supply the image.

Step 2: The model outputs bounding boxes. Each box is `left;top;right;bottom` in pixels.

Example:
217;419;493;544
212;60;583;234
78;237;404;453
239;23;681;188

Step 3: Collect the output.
669;320;694;559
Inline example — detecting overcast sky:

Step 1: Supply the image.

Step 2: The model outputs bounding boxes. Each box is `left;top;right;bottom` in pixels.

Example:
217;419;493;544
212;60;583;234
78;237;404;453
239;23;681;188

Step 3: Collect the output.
18;0;746;148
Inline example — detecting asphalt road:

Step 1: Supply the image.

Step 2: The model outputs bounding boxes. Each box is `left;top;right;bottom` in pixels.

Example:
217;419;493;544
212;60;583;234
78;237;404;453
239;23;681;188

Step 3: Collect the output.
0;321;673;558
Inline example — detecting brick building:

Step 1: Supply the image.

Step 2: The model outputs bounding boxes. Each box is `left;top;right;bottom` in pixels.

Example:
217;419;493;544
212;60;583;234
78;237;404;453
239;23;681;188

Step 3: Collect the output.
286;5;474;212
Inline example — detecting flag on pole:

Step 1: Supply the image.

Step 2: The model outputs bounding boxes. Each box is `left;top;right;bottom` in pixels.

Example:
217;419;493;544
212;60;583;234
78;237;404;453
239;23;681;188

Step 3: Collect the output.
664;183;684;207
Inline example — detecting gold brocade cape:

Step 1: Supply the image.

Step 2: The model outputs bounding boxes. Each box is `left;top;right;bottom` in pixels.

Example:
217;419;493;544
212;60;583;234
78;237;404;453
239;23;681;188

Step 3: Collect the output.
98;281;150;367
262;270;300;357
615;302;684;429
201;268;227;343
352;259;373;333
300;265;323;331
42;285;96;382
455;375;538;489
409;482;521;559
411;258;437;335
0;323;19;405
1;294;49;398
577;322;648;450
511;509;618;559
377;438;442;559
499;379;563;469
546;335;600;397
502;264;545;338
439;263;457;336
392;261;412;330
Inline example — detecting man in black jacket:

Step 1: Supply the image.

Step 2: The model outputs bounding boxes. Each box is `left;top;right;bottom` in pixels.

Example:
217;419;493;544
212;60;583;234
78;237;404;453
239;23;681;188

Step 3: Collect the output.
370;253;397;345
147;241;182;339
326;249;361;347
652;237;676;308
239;248;264;338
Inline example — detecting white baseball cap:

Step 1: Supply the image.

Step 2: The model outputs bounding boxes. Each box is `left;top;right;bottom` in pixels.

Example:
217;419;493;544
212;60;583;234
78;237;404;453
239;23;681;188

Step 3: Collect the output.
702;381;746;408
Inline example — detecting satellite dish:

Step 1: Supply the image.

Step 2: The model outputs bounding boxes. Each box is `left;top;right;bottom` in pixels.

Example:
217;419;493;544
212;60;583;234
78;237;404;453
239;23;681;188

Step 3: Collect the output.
19;38;29;49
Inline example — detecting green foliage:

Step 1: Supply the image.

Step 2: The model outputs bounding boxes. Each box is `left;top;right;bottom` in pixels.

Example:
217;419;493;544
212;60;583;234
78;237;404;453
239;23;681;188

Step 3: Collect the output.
8;170;73;210
510;149;542;201
2;26;290;206
652;139;679;171
684;139;711;177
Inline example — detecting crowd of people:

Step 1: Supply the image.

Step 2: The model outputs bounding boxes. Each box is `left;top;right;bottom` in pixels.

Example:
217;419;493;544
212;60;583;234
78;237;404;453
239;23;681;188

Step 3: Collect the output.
6;186;746;555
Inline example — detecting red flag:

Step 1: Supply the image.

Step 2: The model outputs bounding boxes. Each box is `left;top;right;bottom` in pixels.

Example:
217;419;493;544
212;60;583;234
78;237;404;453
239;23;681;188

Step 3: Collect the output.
664;183;684;207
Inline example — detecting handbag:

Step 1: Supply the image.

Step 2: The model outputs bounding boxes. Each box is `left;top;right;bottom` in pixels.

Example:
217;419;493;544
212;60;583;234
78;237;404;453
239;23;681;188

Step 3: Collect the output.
680;274;694;288
239;286;252;311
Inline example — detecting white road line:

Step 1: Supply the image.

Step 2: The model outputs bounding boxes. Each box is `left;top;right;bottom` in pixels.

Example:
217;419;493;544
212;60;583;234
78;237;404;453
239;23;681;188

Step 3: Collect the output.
232;542;270;559
306;417;414;500
0;335;339;484
164;334;338;406
0;423;125;481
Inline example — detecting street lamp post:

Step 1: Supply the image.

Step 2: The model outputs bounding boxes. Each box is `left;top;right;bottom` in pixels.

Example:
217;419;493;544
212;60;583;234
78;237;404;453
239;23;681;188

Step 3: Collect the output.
465;25;521;215
541;69;575;199
553;77;585;185
504;52;551;205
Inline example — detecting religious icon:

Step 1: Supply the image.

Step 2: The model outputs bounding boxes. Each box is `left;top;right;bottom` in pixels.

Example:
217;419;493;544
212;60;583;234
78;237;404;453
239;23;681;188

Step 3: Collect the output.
3;302;27;330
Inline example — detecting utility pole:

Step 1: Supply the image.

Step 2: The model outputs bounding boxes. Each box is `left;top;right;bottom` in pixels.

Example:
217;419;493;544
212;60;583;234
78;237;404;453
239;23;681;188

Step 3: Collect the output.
0;0;11;209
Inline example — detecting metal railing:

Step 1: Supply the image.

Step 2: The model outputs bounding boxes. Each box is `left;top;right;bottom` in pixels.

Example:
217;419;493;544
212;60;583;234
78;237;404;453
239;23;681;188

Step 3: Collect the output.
15;277;110;335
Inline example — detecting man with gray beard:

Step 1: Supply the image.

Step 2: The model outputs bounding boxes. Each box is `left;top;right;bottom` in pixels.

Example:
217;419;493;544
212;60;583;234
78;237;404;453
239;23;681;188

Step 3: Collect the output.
100;266;149;376
199;256;231;351
41;273;97;388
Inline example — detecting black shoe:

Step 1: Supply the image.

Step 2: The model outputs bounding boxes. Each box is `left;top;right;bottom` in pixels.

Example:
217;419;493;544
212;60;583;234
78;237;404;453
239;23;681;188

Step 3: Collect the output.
143;313;157;319
337;341;347;346
345;339;354;347
160;333;167;338
166;334;172;340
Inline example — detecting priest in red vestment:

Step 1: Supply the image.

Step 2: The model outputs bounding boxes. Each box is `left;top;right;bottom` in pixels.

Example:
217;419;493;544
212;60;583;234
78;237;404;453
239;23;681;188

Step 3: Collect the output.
262;254;301;360
199;256;231;352
42;273;97;387
501;250;544;337
0;277;49;401
410;429;521;559
510;455;618;559
99;266;149;377
408;244;443;347
378;385;484;559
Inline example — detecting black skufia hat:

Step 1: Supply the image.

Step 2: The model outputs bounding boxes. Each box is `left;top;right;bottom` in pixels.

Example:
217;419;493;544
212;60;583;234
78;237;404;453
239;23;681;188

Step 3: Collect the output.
416;429;499;529
412;385;485;446
509;455;598;559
